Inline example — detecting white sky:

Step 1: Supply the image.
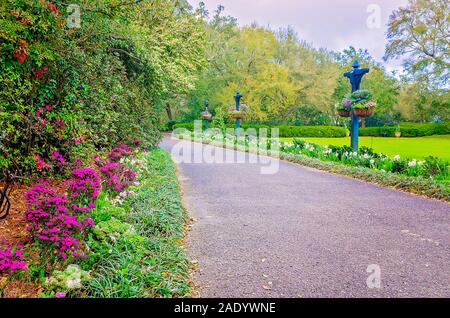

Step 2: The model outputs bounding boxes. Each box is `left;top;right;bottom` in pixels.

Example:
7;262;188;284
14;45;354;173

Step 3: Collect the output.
188;0;409;73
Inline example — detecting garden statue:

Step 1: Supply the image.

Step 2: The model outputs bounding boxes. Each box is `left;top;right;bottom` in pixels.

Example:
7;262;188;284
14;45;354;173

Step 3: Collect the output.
344;60;370;150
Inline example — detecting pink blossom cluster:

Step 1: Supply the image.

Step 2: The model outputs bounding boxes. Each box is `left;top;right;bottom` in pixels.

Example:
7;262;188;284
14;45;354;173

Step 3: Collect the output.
51;149;66;168
68;167;101;213
33;149;67;172
25;178;95;260
100;162;136;192
0;241;28;274
107;144;133;162
34;154;51;171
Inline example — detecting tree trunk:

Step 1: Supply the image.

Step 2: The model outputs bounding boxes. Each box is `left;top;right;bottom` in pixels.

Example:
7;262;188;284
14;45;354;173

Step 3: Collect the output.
165;103;173;121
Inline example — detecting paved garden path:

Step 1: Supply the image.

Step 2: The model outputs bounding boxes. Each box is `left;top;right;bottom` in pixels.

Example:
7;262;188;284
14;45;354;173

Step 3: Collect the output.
160;135;450;297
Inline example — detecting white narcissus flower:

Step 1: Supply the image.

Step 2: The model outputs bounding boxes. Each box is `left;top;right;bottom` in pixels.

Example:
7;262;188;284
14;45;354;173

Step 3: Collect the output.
66;277;82;289
370;159;375;165
408;160;417;167
393;155;401;161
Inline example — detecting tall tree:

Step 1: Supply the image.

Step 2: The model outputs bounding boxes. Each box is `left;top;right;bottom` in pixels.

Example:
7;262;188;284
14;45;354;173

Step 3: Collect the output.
384;0;450;87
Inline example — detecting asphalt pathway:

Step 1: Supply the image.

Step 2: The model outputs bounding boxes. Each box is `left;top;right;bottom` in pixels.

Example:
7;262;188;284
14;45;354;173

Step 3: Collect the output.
160;135;449;297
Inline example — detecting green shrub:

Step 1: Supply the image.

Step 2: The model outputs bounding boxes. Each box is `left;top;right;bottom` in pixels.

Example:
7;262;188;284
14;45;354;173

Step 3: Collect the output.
360;122;450;137
359;127;397;137
278;125;347;138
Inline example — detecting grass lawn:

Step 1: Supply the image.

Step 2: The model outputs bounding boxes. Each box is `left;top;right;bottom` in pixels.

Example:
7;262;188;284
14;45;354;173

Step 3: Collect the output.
280;135;450;160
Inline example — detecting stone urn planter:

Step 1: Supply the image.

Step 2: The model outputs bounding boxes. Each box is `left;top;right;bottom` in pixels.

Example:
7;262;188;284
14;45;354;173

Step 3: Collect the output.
395;131;401;138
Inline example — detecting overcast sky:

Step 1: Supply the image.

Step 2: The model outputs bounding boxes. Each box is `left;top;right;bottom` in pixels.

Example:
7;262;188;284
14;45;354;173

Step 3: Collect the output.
187;0;409;73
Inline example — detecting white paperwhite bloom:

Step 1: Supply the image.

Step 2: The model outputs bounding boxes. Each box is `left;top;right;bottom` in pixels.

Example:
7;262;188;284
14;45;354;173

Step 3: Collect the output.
66;277;82;289
363;154;370;159
393;155;401;161
370;159;375;165
305;143;314;151
408;160;417;167
418;161;425;166
352;152;357;156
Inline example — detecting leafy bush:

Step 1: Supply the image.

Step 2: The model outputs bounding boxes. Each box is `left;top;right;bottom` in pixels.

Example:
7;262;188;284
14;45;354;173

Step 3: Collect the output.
68;168;101;214
0;0;205;177
359;126;397;137
360;122;450;137
277;126;347;137
24;181;94;260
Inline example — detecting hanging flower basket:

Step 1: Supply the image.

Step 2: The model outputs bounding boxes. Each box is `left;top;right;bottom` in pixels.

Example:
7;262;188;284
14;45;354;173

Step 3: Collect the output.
335;99;352;117
228;109;245;120
353;107;375;117
201;111;212;120
352;99;376;118
337;109;351;117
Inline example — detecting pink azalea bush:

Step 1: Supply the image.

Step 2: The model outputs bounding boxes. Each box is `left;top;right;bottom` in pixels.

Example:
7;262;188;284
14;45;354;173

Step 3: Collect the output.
24;143;138;262
107;144;133;162
68;167;101;213
0;241;28;274
25;179;95;260
100;162;136;192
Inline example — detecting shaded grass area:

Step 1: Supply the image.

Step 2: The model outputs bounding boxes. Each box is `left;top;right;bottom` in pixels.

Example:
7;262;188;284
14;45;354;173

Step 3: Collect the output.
82;150;190;297
280;135;450;160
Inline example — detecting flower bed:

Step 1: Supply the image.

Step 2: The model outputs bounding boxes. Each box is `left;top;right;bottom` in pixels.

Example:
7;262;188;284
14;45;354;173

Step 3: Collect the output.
1;142;190;297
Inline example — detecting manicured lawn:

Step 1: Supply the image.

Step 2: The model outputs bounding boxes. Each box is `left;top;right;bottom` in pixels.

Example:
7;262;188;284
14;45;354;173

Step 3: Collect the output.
280;135;450;160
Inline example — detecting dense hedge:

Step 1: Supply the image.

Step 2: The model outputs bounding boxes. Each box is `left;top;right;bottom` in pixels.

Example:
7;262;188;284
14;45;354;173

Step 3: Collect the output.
0;1;205;178
277;126;347;138
172;123;347;138
360;122;450;137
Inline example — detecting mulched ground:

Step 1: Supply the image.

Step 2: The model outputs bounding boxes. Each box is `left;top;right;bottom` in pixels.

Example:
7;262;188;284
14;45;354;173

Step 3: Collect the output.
1;182;31;246
0;182;41;298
